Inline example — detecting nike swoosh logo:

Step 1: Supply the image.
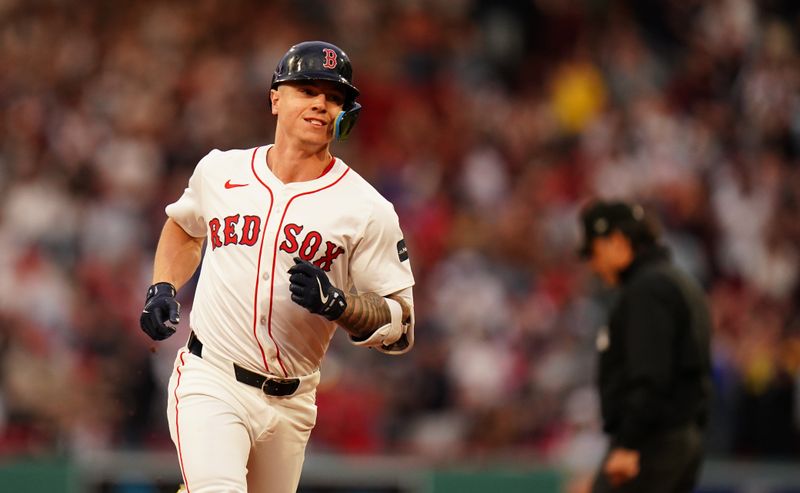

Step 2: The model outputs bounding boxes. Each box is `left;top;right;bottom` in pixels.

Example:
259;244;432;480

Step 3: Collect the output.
317;277;329;304
225;179;248;189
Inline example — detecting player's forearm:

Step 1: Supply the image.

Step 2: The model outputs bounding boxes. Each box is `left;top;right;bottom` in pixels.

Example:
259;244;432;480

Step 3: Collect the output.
152;218;205;289
337;293;410;340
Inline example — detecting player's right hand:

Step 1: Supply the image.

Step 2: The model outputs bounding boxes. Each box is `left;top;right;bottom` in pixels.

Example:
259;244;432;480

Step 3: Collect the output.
139;282;180;341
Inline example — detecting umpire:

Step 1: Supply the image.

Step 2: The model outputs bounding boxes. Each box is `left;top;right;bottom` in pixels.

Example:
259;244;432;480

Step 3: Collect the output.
578;199;712;493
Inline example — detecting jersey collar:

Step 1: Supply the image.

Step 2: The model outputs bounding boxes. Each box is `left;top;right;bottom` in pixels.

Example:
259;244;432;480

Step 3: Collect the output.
251;145;347;192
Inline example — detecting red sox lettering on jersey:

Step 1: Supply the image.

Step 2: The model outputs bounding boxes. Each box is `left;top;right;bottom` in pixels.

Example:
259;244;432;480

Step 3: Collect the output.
207;215;345;272
208;215;261;248
278;224;345;271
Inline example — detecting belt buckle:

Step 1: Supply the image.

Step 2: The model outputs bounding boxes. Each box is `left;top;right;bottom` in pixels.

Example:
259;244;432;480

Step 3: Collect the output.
261;376;300;397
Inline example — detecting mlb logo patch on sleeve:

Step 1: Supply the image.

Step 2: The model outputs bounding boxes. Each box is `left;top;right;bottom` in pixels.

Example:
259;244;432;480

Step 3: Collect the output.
397;239;409;262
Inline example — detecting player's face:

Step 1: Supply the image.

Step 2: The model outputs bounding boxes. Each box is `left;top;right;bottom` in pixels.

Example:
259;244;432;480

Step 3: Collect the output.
271;81;346;147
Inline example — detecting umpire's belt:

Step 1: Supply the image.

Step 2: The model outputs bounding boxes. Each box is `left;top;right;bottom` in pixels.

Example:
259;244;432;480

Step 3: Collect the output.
187;331;300;397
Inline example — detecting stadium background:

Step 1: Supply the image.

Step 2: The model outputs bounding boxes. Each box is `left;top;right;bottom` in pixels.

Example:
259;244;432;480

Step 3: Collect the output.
1;0;799;491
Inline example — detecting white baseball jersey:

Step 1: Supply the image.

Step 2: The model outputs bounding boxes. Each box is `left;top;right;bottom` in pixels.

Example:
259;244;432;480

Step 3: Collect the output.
165;145;415;378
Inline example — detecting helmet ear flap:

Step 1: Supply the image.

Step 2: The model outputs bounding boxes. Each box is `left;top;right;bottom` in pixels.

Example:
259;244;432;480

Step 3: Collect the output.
334;102;361;141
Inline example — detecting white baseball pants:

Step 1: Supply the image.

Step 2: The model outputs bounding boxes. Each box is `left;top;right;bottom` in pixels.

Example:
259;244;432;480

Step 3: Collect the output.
167;346;319;493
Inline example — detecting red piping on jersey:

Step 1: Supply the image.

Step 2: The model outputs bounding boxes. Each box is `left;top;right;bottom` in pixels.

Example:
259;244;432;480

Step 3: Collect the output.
250;147;275;373
252;146;350;376
174;351;191;492
317;157;336;179
267;166;350;376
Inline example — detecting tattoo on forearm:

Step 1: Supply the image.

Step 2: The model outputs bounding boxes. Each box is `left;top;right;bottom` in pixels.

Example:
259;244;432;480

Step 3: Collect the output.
338;293;389;339
337;293;410;340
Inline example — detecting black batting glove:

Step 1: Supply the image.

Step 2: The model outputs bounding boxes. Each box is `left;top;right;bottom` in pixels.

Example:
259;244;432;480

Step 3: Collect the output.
288;257;347;321
139;282;180;341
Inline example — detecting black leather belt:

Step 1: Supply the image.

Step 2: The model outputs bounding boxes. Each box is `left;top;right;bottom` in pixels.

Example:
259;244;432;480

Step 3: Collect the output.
187;331;300;397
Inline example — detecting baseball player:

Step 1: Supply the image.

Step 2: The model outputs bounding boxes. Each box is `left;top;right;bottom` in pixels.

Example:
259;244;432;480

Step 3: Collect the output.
139;41;415;493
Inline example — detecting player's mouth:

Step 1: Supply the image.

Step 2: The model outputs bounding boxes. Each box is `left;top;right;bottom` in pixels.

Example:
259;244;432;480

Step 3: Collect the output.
304;117;327;128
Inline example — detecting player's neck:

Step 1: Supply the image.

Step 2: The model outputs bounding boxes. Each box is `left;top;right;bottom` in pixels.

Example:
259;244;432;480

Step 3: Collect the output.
267;142;332;184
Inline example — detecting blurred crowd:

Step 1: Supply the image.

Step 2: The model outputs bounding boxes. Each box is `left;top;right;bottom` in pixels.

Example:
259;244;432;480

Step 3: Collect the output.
1;0;800;481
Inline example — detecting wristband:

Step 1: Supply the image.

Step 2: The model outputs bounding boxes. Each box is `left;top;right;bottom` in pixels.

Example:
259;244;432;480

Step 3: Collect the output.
147;282;176;300
384;298;405;341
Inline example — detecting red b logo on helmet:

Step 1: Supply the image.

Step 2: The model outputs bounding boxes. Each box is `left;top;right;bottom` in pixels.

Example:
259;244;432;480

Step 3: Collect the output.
322;48;337;69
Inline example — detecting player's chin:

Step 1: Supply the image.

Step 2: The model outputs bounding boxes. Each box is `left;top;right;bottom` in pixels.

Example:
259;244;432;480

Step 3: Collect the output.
298;133;332;149
301;126;333;144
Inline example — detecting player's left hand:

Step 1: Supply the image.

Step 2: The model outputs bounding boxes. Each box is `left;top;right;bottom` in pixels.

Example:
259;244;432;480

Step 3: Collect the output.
288;257;347;320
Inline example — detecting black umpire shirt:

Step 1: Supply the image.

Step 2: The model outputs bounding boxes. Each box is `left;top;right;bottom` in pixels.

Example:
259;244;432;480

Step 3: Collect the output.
597;245;712;449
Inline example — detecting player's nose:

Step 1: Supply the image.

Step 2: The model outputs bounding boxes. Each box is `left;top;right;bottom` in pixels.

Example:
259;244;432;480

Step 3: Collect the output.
310;93;329;112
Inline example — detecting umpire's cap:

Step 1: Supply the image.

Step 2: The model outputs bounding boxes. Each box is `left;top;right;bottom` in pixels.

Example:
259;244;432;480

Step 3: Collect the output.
271;41;360;103
578;199;657;258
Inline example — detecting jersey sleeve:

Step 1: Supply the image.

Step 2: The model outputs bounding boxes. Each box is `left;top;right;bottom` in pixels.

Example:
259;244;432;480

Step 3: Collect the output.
349;200;415;296
164;150;217;238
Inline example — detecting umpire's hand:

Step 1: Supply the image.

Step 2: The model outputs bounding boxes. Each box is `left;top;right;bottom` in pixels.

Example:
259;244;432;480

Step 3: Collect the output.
140;282;180;340
288;257;347;320
604;447;640;486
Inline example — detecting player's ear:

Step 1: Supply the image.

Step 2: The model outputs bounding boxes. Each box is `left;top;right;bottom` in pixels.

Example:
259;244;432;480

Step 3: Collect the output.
270;89;279;115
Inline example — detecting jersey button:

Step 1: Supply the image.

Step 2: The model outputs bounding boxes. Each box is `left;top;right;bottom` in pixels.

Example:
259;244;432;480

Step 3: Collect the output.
262;272;270;281
260;315;267;325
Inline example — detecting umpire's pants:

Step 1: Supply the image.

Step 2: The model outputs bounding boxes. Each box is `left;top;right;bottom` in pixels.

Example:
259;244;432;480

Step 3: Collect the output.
591;423;704;493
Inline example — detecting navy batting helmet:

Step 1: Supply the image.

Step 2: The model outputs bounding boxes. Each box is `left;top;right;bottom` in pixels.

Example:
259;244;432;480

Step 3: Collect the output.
271;41;361;140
